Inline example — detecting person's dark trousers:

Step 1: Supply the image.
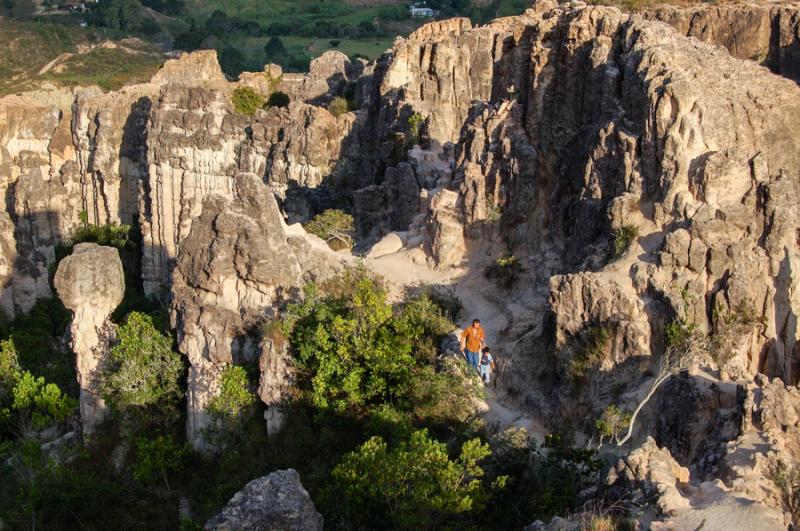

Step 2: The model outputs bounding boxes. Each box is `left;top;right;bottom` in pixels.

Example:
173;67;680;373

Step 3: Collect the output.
465;349;479;370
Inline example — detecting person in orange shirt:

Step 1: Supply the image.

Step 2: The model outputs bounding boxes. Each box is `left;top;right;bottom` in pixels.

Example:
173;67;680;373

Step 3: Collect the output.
460;319;485;371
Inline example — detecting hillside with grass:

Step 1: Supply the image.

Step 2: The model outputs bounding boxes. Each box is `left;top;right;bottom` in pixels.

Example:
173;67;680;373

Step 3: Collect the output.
0;18;165;95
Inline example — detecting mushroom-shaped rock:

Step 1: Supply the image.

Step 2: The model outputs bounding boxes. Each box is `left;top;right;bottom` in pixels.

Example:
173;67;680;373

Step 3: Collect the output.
55;243;124;434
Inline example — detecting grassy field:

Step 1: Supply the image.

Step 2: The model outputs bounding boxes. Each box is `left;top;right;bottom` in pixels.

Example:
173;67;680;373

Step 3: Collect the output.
0;19;165;95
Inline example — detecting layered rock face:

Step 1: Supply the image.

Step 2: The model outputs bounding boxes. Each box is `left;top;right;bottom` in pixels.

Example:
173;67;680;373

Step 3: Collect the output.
0;49;357;313
642;2;800;83
204;469;323;531
53;243;124;434
142;88;354;295
369;1;800;392
171;173;345;446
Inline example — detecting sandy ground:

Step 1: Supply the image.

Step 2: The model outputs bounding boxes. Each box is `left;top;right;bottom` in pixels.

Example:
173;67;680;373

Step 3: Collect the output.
366;248;547;444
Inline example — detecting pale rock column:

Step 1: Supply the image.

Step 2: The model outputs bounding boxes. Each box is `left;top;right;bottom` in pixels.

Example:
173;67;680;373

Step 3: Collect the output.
54;243;125;435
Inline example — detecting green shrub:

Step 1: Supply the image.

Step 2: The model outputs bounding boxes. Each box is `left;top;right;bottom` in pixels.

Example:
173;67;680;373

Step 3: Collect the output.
0;338;18;391
333;429;499;528
133;434;188;490
327;96;349;117
303;209;355;250
282;267;476;417
484;254;523;288
208;365;255;423
100;312;184;427
710;299;765;369
265;90;290;109
611;224;639;258
664;318;696;350
69;211;132;249
595;404;631;446
231;86;265;116
407;111;426;147
5;371;75;432
568;326;612;381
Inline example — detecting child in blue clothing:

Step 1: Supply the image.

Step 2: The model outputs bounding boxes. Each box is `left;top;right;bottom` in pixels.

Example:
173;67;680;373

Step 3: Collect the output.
479;347;495;385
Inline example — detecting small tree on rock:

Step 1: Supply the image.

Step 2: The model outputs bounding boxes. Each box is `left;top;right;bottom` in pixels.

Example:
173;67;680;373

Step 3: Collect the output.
614;318;704;446
100;312;184;427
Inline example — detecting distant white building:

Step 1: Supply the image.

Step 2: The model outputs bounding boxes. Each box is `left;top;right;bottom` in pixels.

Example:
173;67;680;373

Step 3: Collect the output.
409;6;434;17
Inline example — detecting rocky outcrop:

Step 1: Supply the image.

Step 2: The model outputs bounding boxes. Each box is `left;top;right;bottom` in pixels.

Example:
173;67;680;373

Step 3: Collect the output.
141;88;355;295
204;469;323;531
171;173;346;447
642;2;800;83
54;243;124;434
0;48;359;311
369;1;800;393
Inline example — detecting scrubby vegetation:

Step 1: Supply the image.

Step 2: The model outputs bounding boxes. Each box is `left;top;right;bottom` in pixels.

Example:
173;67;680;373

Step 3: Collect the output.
611;224;639;259
231;86;266;115
100;312;184;428
568;325;613;381
406;111;427;147
485;254;523;288
0;260;607;529
327;96;350;117
303;209;355;250
770;460;800;527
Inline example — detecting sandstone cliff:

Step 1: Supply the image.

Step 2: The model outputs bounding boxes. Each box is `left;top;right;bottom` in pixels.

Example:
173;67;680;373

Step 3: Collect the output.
642;2;800;83
171;173;346;446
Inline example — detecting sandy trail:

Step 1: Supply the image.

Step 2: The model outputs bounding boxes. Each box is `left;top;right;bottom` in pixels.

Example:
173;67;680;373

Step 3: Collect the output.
366;248;547;443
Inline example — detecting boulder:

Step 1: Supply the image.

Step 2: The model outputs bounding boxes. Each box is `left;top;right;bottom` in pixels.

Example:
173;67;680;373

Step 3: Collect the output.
204;469;323;531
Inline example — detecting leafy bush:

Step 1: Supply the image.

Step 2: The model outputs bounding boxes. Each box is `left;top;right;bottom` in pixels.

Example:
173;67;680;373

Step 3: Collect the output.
282;267;476;417
611;224;639;259
333;429;498;528
595;404;631;446
69;210;131;249
265;90;290;108
100;312;184;426
4;370;75;433
303;209;355;250
327;96;349;117
133;434;188;490
484;254;523;288
231;86;265;116
208;365;255;423
407;111;426;147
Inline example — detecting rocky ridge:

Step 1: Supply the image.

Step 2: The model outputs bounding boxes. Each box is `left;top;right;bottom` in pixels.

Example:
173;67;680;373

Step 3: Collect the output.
1;1;800;527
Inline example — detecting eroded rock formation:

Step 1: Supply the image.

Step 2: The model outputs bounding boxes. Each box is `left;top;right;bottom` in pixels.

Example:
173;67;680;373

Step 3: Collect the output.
204;469;323;531
171;173;346;446
642;2;800;83
54;243;124;434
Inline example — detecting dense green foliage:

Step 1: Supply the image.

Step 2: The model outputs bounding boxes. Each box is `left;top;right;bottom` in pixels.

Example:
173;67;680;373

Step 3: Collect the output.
334;429;497;528
407;111;426;147
100;312;184;427
283;268;461;414
303;209;355;250
231;86;266;115
0;339;75;436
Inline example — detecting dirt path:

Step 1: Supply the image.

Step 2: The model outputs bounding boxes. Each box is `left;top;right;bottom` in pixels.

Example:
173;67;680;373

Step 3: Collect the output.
366;248;547;443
